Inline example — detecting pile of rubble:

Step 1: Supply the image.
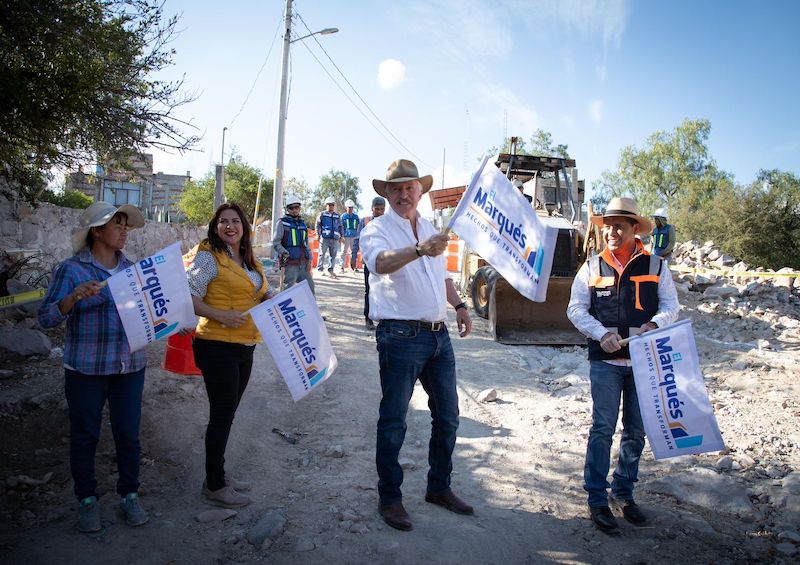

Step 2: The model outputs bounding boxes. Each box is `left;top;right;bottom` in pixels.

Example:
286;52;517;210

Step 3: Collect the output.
670;240;800;347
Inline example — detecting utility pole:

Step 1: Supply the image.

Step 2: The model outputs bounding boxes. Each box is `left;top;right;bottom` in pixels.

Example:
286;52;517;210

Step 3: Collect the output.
214;126;227;209
270;0;293;253
268;0;337;257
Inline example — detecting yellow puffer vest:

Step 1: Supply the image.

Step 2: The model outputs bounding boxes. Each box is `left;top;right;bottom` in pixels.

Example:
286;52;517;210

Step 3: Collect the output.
184;240;267;344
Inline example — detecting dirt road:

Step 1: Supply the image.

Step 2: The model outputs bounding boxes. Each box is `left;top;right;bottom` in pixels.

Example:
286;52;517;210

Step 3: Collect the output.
2;269;799;564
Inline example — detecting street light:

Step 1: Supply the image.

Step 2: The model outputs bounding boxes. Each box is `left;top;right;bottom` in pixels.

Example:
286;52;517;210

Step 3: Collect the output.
266;0;337;255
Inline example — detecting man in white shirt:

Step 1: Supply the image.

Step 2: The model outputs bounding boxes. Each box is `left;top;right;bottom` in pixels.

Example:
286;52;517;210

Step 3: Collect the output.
567;196;679;535
359;159;473;532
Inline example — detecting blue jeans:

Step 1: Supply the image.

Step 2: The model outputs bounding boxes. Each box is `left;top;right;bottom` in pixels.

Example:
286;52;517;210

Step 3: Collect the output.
284;261;315;295
375;320;459;503
584;361;646;507
64;367;146;500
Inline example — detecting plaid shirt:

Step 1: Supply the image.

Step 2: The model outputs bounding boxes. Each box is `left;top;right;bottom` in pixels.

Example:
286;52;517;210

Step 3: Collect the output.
38;247;146;375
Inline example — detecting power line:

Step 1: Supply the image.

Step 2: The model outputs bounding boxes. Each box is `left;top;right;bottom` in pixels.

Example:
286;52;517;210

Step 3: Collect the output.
295;11;432;169
228;15;283;129
293;34;415;165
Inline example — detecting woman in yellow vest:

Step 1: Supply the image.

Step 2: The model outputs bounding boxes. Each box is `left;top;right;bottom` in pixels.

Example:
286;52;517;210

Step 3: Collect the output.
184;203;271;508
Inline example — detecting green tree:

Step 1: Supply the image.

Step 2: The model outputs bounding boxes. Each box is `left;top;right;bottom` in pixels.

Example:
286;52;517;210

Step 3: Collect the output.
283;177;316;225
178;156;271;224
594;118;734;245
598;119;725;213
39;188;93;209
310;169;361;216
702;170;800;269
483;130;570;160
0;0;198;203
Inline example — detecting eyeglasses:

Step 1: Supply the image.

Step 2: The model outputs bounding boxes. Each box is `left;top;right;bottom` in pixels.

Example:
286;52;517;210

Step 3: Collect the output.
287;204;301;210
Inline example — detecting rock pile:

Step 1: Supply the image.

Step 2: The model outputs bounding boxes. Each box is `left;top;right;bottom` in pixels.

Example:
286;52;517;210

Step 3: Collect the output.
670;240;800;348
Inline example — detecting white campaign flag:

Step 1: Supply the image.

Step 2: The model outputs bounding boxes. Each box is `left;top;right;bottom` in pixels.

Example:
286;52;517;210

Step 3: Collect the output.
107;242;196;352
249;280;337;401
629;319;725;459
447;157;558;302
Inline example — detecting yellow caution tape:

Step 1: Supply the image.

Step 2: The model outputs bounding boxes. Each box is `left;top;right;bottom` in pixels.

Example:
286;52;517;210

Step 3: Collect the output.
669;264;800;278
0;288;46;310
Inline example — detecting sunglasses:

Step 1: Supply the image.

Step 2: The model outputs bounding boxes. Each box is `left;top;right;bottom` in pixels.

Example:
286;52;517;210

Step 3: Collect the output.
287;204;301;210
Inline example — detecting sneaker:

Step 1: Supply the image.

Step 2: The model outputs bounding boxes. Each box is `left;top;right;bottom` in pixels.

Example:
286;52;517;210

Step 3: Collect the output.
365;318;374;328
120;492;149;527
353;268;361;273
203;484;252;508
225;476;251;492
77;496;102;533
329;272;339;280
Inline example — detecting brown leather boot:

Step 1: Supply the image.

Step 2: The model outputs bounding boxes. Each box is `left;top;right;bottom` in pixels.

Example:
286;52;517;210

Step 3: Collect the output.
378;501;412;531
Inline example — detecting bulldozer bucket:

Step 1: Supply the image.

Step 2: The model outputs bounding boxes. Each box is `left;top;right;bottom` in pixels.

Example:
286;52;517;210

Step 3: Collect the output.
488;277;585;345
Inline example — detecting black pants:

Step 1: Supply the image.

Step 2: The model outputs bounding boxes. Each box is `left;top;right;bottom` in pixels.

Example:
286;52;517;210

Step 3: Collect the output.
363;264;371;319
192;338;255;491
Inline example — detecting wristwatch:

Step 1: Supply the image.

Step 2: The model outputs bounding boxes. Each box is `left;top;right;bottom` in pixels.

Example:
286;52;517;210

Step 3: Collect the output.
415;243;423;257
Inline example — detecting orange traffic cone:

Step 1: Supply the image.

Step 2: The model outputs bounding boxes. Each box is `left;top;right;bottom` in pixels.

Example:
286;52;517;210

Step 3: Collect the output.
162;331;202;376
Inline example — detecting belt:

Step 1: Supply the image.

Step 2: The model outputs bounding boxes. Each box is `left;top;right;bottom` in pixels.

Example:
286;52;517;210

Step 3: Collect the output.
384;319;446;331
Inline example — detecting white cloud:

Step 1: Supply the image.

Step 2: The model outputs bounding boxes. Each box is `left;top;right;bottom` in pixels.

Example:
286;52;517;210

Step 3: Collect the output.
510;0;630;80
410;0;513;61
377;59;406;90
588;99;604;123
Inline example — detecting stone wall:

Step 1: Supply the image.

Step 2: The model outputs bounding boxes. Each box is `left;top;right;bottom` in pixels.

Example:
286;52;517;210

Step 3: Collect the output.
0;192;206;275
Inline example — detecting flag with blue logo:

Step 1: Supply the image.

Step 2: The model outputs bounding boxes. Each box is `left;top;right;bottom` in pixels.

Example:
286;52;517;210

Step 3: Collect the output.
248;280;337;401
447;157;558;302
629;319;725;459
107;242;197;352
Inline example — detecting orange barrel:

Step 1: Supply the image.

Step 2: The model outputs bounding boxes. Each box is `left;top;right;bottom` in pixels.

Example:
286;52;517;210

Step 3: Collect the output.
446;238;460;273
309;230;320;268
162;331;202;376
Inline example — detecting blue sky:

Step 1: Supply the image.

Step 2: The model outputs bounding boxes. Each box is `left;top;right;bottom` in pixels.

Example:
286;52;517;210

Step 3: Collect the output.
152;0;800;215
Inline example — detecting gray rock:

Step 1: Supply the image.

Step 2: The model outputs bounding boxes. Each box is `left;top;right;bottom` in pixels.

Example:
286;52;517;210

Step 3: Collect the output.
476;388;497;402
324;445;345;458
703;284;740;299
778;530;800;543
647;467;755;518
247;510;286;548
716;455;734;470
783;471;800;494
293;538;316;551
0;328;51;359
196;509;237;523
775;543;798;556
398;458;416;470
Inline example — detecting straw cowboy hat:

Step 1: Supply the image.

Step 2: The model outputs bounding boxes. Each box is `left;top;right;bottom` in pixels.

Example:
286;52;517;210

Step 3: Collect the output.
590;196;653;234
372;159;433;198
71;201;145;253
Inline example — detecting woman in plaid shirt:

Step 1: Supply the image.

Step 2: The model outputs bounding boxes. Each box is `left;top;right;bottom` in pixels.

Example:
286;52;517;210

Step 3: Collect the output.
38;201;149;533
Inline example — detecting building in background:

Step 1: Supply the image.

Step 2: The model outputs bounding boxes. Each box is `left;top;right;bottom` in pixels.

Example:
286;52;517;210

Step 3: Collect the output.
66;154;191;222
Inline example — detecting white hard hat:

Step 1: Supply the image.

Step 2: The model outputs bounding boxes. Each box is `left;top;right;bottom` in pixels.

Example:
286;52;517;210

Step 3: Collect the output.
653;207;668;220
285;195;301;207
324;196;336;205
345;199;355;208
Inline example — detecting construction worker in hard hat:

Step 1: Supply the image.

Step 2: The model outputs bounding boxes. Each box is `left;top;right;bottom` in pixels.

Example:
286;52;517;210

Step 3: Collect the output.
650;207;675;262
315;196;343;279
340;199;361;273
273;195;315;294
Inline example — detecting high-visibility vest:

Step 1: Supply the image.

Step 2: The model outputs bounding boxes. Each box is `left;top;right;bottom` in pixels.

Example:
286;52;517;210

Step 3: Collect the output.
280;215;311;263
586;243;663;361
